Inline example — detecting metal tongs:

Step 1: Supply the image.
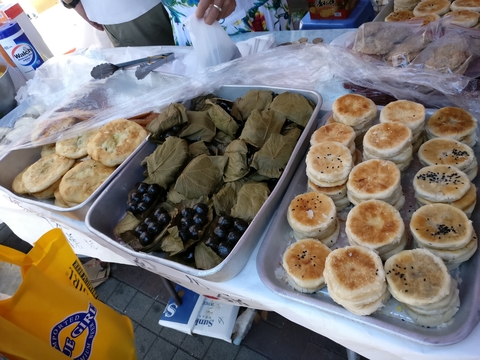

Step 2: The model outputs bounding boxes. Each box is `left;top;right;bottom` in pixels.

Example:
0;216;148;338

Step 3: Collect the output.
90;52;175;80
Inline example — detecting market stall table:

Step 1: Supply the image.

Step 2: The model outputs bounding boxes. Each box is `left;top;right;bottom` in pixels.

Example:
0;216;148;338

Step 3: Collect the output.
1;28;479;360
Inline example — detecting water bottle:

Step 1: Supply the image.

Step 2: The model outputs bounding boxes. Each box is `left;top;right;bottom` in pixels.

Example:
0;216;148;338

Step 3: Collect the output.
0;21;44;80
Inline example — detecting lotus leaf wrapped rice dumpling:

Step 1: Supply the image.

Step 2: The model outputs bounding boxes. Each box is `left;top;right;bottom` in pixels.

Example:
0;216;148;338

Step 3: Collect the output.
178;111;217;142
114;89;317;270
251;132;298;179
206;100;239;137
232;90;274;121
269;92;315;127
231;182;271;222
224;139;250;182
240;109;286;148
141;136;190;188
147;103;188;138
174;154;227;199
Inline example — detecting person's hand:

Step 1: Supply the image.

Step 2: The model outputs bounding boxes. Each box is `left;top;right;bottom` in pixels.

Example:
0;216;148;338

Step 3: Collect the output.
195;0;237;25
74;1;105;31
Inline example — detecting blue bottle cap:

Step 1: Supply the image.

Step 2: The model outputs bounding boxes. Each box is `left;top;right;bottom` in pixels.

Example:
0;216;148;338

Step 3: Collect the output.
0;21;22;40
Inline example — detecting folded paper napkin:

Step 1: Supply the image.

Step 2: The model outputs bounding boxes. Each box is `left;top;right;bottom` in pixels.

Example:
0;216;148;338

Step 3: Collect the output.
235;34;277;57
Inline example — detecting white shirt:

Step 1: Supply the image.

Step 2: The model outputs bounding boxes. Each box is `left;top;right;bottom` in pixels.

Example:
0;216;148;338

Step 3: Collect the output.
80;0;162;25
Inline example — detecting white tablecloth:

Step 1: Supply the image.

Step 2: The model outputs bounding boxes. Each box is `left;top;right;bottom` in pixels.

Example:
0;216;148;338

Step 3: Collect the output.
1;184;480;360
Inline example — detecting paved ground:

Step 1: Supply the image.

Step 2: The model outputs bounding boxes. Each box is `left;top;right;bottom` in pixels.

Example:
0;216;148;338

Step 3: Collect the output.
0;222;358;360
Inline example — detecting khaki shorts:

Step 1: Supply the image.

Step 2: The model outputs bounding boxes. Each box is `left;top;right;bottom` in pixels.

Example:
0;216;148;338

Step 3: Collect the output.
103;2;175;47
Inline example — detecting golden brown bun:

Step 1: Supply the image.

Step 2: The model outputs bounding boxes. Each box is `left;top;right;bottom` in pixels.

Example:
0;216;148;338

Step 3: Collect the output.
385;10;415;21
413;0;451;16
384;249;451;306
87;119;148;167
410;203;473;250
306;141;353;186
347;159;401;200
310;122;356;148
363;122;412;158
379;100;426;131
58;159;116;204
413;165;470;202
426;107;477;141
22;154;75;193
282;238;332;293
332;94;377;127
324;246;386;302
346;199;404;248
450;0;480;12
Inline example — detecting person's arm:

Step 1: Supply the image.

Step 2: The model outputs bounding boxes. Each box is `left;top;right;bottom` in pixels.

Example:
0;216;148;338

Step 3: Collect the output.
61;0;104;31
195;0;237;25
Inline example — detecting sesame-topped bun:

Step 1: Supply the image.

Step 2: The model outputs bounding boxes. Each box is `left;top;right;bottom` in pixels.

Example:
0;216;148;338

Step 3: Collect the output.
287;192;338;242
413;165;470;202
426;107;478;146
332;94;377;127
282;238;332;293
306;141;353;187
410;203;473;250
418;231;478;271
363;122;413;158
384;249;452;306
379;100;426;133
324;246;386;303
310;123;356;150
416;182;477;218
346;199;405;250
418;138;477;181
385;9;415;21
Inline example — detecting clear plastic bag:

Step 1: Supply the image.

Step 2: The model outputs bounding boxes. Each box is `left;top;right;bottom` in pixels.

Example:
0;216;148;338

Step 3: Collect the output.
184;15;241;70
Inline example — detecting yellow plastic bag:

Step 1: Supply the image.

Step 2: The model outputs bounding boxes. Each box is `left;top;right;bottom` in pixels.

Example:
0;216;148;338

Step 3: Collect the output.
0;229;137;360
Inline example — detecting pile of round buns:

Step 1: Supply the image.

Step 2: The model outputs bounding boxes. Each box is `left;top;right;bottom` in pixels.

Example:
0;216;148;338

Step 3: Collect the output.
387;0;480;29
281;93;479;326
11;118;148;208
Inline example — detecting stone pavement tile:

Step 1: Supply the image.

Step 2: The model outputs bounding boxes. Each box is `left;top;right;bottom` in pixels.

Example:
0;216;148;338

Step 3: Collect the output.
160;327;187;347
234;346;269;360
126;291;155;323
172;349;196;360
139;271;172;304
203;339;240;360
144;337;178;360
135;325;157;360
106;282;137;312
269;320;314;360
141;300;165;336
301;342;348;360
241;318;281;358
310;332;348;358
130;319;139;330
180;334;213;358
95;277;120;302
261;311;287;329
111;263;150;289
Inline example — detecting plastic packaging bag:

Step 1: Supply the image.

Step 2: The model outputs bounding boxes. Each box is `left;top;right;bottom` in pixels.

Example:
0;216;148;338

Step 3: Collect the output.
184;15;241;70
0;228;137;360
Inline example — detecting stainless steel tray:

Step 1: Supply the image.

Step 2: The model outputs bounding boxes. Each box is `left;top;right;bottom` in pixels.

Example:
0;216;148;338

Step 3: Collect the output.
256;109;480;345
85;85;323;282
0;137;149;220
374;0;393;21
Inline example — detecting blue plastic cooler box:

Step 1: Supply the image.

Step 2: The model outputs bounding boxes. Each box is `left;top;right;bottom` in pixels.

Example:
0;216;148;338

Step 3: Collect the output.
299;0;375;30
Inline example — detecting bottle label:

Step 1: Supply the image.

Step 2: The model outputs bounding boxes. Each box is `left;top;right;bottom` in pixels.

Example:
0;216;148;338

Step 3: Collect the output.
0;29;44;79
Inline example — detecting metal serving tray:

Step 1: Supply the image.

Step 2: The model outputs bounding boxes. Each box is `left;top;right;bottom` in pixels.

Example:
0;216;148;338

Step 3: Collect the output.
85;85;323;282
0;138;149;220
257;109;480;345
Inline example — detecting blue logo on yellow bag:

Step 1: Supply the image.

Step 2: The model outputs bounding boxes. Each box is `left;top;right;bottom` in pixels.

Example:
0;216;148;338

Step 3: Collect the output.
50;303;98;359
